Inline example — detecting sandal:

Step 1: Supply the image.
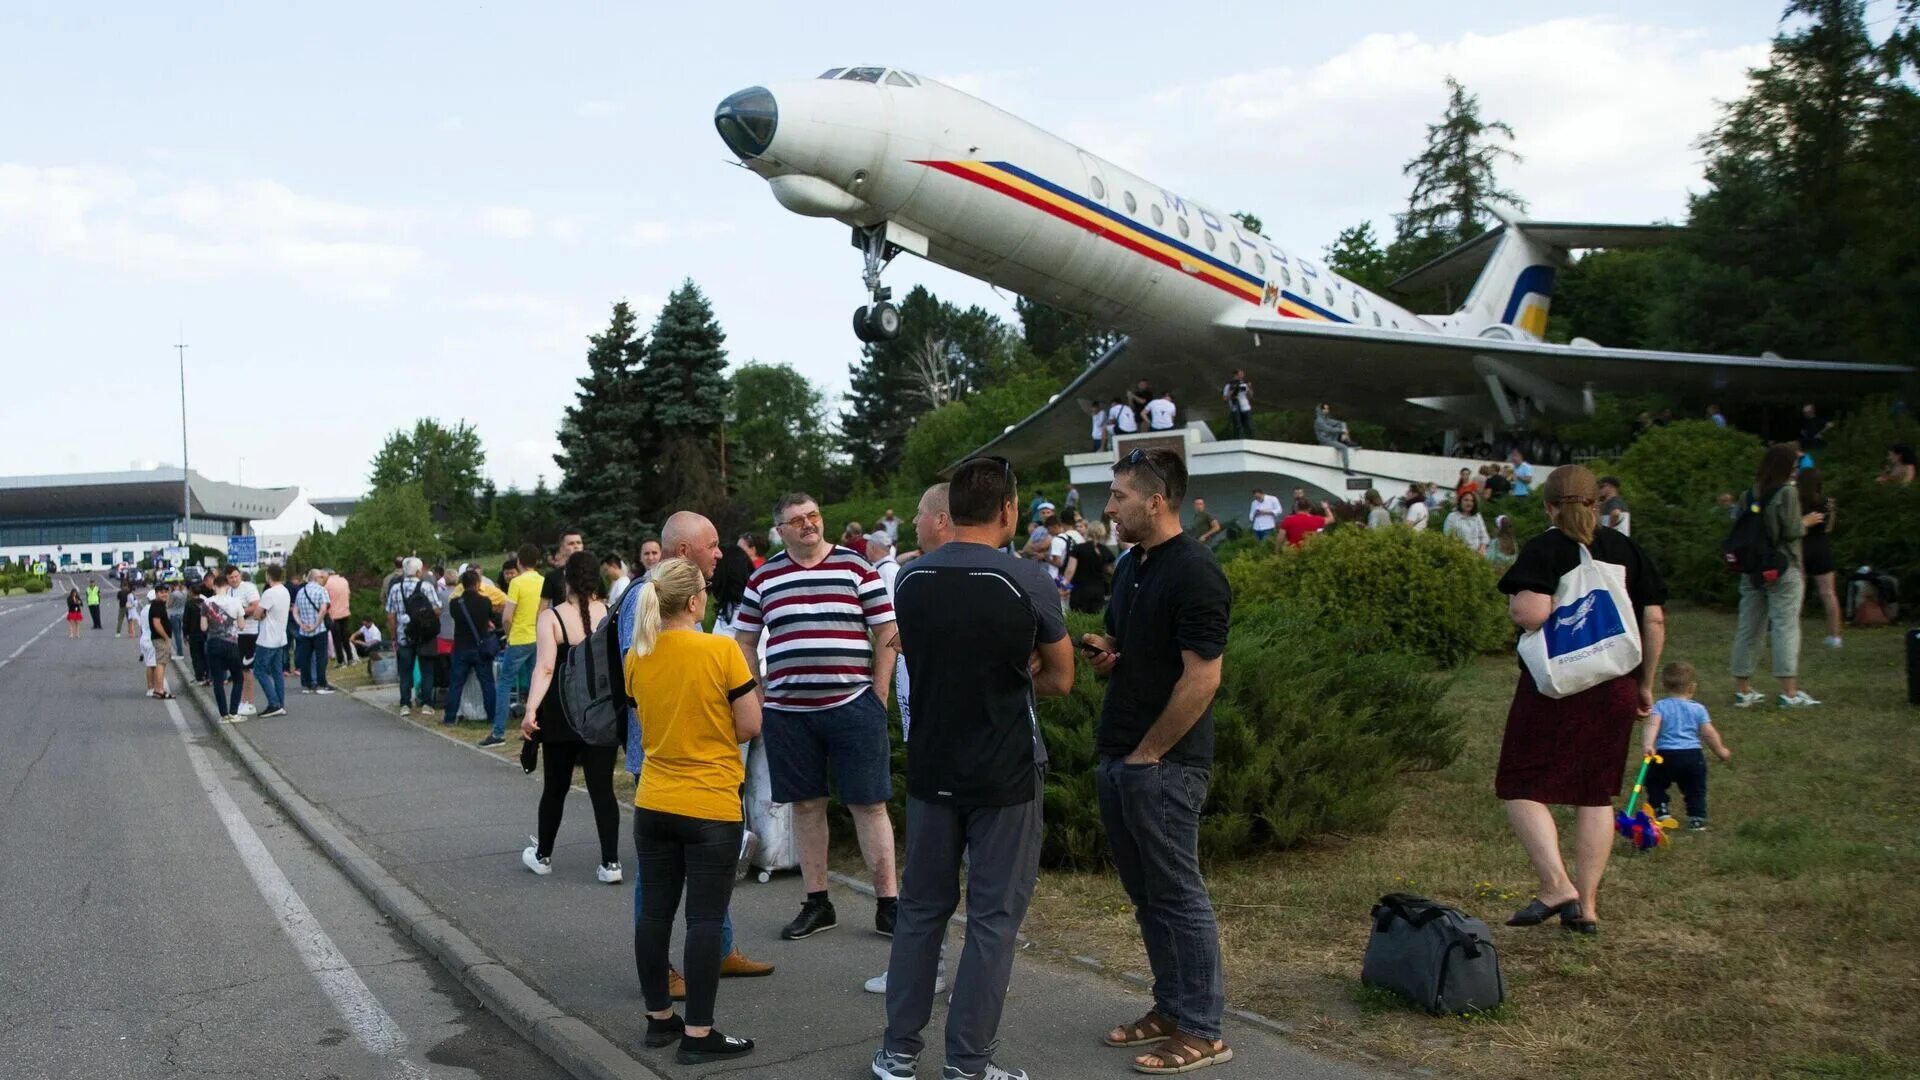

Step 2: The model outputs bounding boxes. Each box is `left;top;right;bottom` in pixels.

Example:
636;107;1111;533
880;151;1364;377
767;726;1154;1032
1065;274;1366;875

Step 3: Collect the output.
1133;1031;1233;1075
1104;1010;1178;1047
1506;896;1581;927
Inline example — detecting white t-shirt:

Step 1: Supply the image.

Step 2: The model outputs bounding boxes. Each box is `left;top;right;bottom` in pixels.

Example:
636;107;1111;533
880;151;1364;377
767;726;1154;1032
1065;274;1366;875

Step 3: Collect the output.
1250;496;1282;531
255;583;291;648
1224;380;1251;412
1144;398;1177;430
1090;409;1106;440
1405;501;1430;530
1048;529;1085;567
356;623;383;645
230;581;261;635
1109;403;1137;434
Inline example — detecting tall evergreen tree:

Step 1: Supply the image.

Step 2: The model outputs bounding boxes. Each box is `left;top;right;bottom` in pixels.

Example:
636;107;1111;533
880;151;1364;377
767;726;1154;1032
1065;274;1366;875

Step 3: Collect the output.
553;301;650;556
844;285;1014;479
1014;296;1117;379
1396;77;1526;259
641;280;732;518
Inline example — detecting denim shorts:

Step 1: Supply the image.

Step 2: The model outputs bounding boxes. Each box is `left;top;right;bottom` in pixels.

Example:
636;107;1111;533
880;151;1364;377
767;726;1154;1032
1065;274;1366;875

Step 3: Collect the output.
764;689;893;806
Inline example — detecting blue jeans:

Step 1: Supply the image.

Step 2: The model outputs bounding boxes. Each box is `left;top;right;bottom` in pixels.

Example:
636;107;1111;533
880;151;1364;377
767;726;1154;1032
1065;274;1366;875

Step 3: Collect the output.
1095;757;1224;1041
492;643;537;738
295;633;330;688
445;646;497;727
208;637;243;716
254;645;287;710
169;613;185;656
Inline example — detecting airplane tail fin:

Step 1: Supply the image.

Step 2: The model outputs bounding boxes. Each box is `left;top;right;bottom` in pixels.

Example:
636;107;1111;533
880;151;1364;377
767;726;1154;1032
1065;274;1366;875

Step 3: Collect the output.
1389;212;1682;340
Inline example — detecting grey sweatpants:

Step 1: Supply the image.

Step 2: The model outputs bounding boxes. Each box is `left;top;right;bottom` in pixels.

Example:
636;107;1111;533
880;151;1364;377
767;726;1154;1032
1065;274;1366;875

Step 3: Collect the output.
884;767;1044;1074
1732;566;1804;679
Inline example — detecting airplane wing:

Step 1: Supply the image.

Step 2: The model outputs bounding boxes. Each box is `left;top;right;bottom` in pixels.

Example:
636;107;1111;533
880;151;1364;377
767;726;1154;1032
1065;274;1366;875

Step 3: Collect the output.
961;318;1912;470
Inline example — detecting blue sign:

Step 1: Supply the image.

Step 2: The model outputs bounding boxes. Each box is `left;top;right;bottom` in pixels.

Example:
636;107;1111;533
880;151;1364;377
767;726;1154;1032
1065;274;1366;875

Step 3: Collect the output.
226;535;258;565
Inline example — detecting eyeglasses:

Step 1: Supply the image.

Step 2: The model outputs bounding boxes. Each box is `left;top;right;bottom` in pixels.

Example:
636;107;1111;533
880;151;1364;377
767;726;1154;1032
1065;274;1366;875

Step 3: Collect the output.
780;509;823;531
1123;447;1170;500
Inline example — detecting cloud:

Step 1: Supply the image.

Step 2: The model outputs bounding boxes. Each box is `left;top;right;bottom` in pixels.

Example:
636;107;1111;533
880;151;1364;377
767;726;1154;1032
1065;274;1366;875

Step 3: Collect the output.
0;164;423;299
477;205;536;239
575;100;622;119
626;219;735;247
1106;18;1767;244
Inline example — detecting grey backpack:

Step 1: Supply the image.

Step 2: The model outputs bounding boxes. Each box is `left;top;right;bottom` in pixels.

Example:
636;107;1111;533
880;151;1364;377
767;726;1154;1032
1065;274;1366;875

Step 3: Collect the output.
556;607;622;748
1360;894;1505;1015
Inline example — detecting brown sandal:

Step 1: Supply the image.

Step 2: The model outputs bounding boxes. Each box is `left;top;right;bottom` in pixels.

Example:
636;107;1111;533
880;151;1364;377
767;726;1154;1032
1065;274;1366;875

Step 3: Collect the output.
1103;1010;1178;1047
1133;1031;1234;1075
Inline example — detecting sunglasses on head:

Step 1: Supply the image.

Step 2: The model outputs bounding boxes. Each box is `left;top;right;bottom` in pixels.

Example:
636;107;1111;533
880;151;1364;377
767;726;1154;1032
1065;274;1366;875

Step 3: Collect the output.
1124;447;1170;500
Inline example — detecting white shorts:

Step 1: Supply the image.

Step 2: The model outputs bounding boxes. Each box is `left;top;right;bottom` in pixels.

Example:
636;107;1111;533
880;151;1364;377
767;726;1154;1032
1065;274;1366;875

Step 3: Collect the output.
140;640;158;667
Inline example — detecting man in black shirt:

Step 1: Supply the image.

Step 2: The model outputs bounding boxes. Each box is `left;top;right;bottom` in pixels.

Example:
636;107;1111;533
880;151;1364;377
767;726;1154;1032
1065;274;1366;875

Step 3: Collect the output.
1080;446;1233;1073
874;458;1074;1080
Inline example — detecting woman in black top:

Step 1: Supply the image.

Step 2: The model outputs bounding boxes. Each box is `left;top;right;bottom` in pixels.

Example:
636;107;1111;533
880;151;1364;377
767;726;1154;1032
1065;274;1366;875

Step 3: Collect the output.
443;568;501;732
1796;468;1841;649
1067;521;1114;614
66;587;83;639
1495;465;1667;935
519;551;619;882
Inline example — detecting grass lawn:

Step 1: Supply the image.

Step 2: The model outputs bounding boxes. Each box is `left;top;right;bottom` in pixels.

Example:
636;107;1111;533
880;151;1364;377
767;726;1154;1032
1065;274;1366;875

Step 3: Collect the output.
1005;607;1919;1080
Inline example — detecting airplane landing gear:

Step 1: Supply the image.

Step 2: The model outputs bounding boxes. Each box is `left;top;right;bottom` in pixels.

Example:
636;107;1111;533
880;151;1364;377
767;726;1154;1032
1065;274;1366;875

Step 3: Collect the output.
852;225;901;343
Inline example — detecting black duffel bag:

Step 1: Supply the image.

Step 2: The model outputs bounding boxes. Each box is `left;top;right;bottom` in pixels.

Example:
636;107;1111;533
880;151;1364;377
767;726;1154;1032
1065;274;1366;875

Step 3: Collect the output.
1360;893;1505;1015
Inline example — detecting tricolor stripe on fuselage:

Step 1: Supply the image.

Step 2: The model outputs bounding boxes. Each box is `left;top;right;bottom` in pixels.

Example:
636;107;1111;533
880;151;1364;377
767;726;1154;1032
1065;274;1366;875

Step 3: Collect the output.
914;160;1348;324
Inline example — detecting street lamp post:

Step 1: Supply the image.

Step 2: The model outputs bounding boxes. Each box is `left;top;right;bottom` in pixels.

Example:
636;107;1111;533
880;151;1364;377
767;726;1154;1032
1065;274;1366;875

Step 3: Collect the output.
176;337;190;561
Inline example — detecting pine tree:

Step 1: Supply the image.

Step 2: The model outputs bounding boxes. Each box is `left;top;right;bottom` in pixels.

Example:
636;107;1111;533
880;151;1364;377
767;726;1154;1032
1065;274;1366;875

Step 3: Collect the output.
553;301;651;556
1397;77;1526;253
641;280;732;518
1322;221;1393;293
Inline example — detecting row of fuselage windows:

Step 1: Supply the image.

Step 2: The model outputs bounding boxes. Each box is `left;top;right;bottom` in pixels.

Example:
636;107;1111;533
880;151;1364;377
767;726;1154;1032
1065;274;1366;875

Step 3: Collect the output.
1084;175;1403;329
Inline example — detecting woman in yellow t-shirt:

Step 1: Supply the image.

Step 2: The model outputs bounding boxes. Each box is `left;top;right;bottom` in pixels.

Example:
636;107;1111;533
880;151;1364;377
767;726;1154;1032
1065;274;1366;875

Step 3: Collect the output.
624;557;761;1065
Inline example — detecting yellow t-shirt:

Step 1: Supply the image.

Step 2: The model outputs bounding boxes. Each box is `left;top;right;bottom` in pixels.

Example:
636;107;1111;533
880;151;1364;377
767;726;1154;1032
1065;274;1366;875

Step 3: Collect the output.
624;629;755;822
505;570;545;646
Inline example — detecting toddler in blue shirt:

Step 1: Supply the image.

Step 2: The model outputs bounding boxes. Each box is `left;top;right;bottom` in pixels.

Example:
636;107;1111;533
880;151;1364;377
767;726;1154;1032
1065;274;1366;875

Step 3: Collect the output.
1640;661;1732;830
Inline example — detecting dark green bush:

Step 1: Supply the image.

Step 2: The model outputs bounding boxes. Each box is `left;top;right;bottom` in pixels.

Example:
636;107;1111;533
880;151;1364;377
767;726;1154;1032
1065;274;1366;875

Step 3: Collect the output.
1819;399;1920;600
1223;526;1509;667
21;576;49;594
1029;610;1458;868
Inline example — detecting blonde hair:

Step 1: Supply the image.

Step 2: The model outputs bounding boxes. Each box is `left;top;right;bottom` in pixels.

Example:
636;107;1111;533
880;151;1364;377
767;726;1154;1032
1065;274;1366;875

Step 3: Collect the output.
1542;465;1600;545
628;557;707;660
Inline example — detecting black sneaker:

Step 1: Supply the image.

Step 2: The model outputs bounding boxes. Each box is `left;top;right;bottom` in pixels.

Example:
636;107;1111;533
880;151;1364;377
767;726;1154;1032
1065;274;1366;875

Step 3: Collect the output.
781;898;838;940
676;1030;753;1065
1687;817;1707;831
875;897;897;937
478;735;506;748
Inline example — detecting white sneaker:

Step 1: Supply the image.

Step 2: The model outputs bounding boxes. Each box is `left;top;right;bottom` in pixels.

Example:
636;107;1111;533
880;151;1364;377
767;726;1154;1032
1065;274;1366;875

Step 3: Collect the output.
1733;691;1765;709
597;862;623;884
316;687;336;695
942;1064;1028;1080
301;688;314;695
522;838;551;876
1824;635;1843;649
397;704;412;716
863;970;947;995
1780;691;1822;708
238;701;257;716
144;690;156;697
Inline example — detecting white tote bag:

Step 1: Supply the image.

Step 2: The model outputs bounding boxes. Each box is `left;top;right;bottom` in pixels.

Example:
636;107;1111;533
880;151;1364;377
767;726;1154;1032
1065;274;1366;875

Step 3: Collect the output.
1517;544;1643;698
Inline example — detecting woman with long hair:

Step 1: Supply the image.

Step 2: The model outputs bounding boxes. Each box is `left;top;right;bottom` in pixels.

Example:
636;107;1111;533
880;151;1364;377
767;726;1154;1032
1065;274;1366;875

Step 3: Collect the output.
1731;444;1825;708
519;549;621;881
1796;468;1842;649
1444;490;1490;556
1487;514;1518;567
1496;466;1667;935
1364;489;1390;530
625;557;759;1064
66;586;84;639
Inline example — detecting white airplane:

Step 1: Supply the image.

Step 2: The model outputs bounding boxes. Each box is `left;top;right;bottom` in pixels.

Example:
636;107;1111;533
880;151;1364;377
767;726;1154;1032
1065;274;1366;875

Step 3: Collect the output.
715;66;1911;460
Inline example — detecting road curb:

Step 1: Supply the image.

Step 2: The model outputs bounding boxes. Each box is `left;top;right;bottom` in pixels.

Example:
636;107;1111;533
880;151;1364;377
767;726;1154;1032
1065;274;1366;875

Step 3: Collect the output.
176;666;664;1080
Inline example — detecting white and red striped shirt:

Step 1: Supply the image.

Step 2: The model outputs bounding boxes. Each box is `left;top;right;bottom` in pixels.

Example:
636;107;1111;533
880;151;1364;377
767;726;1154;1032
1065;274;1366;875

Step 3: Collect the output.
733;545;895;712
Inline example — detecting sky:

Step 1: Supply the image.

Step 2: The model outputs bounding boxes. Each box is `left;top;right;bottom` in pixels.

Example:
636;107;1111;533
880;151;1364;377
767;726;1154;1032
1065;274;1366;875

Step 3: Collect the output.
1;2;1881;498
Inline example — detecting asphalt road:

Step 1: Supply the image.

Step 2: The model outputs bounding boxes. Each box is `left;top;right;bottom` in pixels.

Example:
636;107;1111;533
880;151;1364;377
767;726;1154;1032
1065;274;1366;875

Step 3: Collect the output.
0;587;569;1080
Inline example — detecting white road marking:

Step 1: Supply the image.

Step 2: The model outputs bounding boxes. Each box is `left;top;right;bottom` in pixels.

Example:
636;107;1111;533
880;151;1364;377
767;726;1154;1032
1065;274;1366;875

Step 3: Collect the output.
162;697;410;1059
0;618;63;669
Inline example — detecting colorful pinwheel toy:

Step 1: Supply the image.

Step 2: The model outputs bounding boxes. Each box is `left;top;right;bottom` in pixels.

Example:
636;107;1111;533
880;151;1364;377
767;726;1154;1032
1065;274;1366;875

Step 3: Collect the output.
1615;754;1669;851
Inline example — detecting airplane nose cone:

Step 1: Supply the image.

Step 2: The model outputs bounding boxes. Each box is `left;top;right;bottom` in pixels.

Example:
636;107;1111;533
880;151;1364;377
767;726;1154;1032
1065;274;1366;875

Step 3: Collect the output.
715;86;777;160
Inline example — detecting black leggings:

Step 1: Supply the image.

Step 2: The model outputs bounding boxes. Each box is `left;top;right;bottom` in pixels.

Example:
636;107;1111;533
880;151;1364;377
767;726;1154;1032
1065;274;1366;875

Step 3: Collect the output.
536;740;619;865
331;617;352;664
633;807;742;1025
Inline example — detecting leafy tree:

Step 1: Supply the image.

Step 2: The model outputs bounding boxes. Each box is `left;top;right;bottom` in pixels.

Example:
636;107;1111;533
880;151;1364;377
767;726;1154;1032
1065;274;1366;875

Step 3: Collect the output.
896;371;1062;486
729;362;833;512
1322;221;1394;293
641;280;731;519
553;301;651;556
845;285;1016;479
320;483;440;580
1396;76;1526;252
368;419;486;527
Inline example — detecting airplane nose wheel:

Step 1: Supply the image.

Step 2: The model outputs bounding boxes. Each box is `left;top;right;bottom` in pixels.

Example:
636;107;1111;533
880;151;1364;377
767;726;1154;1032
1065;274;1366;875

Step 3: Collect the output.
852;224;903;343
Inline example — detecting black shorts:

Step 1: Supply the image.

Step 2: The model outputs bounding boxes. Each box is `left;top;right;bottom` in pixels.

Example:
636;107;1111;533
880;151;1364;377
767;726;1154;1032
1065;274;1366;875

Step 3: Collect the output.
238;633;258;667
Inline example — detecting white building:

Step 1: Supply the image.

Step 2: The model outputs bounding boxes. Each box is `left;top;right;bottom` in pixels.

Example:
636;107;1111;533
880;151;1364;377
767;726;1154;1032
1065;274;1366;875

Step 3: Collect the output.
0;466;296;570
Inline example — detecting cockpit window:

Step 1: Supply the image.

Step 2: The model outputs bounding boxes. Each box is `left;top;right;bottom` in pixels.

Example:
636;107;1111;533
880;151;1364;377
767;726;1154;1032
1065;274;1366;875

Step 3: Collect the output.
818;68;845;79
839;67;886;83
884;71;912;87
900;72;922;85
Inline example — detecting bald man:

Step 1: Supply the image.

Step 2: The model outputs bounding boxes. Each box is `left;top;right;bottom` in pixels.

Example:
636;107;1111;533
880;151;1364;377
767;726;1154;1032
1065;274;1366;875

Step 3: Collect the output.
620;509;772;986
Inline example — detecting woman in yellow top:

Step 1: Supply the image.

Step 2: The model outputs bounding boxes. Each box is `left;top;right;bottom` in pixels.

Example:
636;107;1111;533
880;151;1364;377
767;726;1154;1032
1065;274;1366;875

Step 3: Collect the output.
624;557;761;1066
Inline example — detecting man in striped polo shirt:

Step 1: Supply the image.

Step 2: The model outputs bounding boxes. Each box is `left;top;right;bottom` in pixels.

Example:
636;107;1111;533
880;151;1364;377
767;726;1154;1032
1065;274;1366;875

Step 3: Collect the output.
733;492;900;941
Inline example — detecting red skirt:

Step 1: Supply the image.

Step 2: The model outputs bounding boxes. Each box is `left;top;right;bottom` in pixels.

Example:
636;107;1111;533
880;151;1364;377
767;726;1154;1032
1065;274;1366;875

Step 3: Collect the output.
1494;669;1639;807
66;610;83;622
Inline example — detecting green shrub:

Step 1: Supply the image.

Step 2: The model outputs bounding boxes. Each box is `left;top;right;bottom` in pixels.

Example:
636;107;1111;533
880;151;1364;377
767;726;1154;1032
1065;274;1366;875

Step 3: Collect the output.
1613;420;1765;508
1224;527;1509;667
1028;611;1458;868
1819;399;1920;599
21;576;49;594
